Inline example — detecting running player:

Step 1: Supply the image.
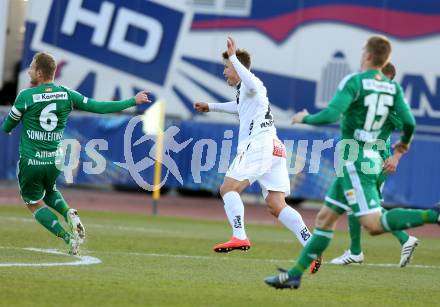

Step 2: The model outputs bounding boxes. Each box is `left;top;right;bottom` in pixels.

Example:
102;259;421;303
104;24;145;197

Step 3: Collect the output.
1;52;151;255
264;36;440;289
331;63;418;267
194;36;321;273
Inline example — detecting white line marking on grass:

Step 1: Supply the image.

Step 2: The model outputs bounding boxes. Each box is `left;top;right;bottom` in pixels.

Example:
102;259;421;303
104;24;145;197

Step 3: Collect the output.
2;216;439;269
94;250;440;270
0;216;293;242
0;247;102;267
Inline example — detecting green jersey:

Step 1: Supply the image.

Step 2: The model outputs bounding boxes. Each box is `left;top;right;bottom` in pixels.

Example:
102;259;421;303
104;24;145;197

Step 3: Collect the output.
304;69;415;147
1;83;135;164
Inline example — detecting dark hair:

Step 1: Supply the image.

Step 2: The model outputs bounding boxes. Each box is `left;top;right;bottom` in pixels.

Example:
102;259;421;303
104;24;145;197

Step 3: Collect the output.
33;52;57;80
365;36;392;67
222;48;251;69
382;62;396;80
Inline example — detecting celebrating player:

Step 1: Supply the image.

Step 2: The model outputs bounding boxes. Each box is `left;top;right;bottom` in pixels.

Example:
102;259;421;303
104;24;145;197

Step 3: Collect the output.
331;62;418;267
194;36;321;273
264;36;440;289
1;52;151;255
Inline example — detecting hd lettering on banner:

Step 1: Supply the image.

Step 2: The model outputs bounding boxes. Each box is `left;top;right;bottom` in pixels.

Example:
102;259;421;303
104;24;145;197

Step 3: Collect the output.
42;0;183;85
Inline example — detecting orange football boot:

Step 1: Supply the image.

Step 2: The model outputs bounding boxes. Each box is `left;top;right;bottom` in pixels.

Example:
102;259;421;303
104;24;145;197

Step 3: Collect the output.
310;256;322;274
213;236;251;253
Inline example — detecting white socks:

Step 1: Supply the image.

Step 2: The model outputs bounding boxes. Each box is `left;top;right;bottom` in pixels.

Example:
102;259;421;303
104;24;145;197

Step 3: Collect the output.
222;191;247;240
278;206;311;246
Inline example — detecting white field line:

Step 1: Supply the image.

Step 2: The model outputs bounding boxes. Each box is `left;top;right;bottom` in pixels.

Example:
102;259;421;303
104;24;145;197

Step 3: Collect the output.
0;216;293;243
2;216;440;270
93;250;440;270
0;247;102;267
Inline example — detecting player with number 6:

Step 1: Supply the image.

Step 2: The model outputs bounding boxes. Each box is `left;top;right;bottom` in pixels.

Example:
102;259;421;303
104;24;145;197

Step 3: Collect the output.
1;52;151;255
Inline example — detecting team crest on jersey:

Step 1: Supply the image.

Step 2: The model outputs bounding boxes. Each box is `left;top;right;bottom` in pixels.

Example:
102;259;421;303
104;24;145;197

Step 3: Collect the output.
44;87;53;92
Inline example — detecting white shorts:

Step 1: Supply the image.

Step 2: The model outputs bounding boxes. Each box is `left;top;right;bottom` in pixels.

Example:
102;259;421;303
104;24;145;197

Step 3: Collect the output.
225;135;291;199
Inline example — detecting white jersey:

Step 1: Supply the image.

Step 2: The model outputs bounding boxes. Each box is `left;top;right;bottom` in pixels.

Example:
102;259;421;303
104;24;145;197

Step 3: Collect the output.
229;55;277;152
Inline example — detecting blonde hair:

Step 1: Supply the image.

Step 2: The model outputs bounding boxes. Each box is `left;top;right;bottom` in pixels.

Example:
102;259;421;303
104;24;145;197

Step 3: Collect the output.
33;52;57;80
365;36;392;67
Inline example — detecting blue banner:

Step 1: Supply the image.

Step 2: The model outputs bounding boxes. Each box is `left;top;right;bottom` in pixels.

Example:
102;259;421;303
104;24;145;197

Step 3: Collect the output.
1;111;438;209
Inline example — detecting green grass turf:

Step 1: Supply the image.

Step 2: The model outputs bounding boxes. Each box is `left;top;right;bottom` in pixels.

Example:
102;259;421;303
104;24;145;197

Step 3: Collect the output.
0;205;440;307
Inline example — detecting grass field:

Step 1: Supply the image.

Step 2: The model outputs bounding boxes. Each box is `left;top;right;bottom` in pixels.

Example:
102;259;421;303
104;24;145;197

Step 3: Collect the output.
1;205;440;307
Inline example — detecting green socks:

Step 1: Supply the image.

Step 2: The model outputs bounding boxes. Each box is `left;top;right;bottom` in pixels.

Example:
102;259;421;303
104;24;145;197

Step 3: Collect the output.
34;206;71;244
288;228;333;277
348;209;409;250
380;208;409;245
347;213;362;255
381;208;439;232
43;190;70;221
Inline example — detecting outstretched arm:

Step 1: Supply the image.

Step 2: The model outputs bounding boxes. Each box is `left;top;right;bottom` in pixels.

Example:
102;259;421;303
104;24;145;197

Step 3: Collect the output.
70;90;151;114
194;101;238;114
392;85;416;153
292;75;356;125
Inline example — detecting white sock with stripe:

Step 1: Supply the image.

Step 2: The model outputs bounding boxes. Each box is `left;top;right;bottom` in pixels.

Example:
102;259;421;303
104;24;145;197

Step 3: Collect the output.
278;206;311;246
222;191;247;240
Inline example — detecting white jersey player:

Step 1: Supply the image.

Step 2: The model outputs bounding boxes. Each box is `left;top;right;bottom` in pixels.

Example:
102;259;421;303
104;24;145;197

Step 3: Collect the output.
194;36;321;274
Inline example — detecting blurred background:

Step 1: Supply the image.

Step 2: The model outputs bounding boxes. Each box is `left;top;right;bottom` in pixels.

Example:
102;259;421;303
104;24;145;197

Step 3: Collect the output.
0;0;439;209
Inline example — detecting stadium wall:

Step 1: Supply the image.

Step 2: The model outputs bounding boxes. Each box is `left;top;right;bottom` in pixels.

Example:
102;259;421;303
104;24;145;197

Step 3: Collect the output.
1;111;439;209
1;1;439;208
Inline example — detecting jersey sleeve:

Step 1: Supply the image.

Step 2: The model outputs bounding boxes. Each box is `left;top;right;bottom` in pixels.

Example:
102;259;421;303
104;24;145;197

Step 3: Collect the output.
387;111;403;131
303;74;357;125
208;101;238;114
393;84;415;144
67;88;136;114
229;54;258;96
1;91;26;133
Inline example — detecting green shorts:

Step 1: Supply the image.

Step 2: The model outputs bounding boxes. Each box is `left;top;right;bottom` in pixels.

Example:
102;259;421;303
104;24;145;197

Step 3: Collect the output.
377;171;387;201
17;158;61;204
325;162;382;217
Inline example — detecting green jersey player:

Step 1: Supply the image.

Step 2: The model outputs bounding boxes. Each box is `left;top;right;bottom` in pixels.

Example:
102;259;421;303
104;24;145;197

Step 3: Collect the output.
331;63;418;267
265;36;440;290
1;52;151;255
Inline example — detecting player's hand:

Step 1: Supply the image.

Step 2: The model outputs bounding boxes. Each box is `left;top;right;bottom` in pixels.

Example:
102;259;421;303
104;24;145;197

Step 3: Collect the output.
383;152;402;174
193;102;209;112
227;36;237;57
291;109;309;124
134;90;152;105
392;141;410;154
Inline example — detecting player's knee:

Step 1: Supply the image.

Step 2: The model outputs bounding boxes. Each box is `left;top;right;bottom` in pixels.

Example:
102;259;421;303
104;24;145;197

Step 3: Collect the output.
219;183;238;197
266;205;278;217
266;201;283;218
265;193;285;218
219;183;234;197
315;209;335;229
363;223;384;235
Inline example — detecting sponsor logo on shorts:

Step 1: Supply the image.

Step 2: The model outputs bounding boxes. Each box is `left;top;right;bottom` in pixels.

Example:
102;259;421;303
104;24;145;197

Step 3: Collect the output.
369;199;377;207
345;189;357;205
273;139;286;158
